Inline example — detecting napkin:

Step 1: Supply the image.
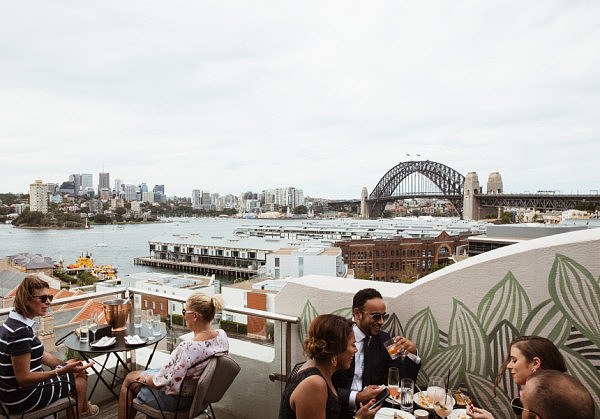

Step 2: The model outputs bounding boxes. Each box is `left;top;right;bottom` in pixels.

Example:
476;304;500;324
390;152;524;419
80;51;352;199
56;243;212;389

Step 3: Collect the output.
125;335;144;345
94;336;116;346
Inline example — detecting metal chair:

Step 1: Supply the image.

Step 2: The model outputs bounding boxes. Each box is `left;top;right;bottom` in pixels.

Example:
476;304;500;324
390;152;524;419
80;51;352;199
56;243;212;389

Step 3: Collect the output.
128;352;241;419
0;379;78;419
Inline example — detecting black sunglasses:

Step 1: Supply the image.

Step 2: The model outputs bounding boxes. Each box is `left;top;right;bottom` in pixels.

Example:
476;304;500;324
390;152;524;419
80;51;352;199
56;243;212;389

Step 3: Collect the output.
362;311;389;322
511;397;541;418
182;308;196;316
31;295;54;303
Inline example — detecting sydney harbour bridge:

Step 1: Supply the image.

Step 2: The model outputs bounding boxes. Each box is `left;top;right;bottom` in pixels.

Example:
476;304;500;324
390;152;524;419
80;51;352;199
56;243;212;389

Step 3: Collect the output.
327;160;600;219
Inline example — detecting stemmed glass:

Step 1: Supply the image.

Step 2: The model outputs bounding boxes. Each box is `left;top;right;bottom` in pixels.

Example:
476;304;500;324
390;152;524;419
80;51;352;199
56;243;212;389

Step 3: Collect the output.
89;312;102;342
388;367;400;408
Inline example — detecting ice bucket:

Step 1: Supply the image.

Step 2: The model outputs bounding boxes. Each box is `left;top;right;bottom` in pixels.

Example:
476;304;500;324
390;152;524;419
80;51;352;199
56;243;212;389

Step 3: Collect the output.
102;299;131;332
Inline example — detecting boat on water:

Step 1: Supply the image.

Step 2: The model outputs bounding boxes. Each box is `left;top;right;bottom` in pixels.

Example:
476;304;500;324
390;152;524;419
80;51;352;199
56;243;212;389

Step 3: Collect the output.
59;253;118;280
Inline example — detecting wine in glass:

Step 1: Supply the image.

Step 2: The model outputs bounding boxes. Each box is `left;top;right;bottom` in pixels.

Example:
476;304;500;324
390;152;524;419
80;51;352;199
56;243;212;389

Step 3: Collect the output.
89;312;100;342
388;367;400;407
427;376;446;404
433;391;454;418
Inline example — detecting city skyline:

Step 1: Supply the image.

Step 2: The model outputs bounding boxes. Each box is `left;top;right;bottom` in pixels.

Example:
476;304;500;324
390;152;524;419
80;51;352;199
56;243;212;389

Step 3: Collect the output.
1;2;599;198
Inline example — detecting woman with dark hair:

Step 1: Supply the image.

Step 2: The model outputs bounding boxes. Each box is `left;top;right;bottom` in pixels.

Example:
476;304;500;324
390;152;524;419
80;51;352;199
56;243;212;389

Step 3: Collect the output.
0;275;98;417
118;292;229;419
468;335;567;419
279;314;379;419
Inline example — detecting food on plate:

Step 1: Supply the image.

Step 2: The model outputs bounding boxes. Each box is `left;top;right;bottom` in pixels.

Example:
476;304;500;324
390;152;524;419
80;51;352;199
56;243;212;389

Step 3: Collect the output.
453;389;471;407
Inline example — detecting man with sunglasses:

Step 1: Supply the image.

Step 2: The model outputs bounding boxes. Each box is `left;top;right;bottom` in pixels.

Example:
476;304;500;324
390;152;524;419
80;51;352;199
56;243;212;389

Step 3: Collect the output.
333;288;421;419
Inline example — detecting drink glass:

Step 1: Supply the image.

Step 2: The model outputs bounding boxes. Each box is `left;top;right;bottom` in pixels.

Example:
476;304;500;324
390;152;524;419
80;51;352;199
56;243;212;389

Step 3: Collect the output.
89;317;98;342
433;391;453;418
79;319;89;343
387;367;400;407
133;308;142;328
152;314;161;336
384;336;407;360
427;376;445;404
400;377;414;412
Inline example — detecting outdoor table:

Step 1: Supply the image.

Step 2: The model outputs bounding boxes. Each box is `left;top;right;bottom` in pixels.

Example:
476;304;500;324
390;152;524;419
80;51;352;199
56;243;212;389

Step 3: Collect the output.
65;323;167;399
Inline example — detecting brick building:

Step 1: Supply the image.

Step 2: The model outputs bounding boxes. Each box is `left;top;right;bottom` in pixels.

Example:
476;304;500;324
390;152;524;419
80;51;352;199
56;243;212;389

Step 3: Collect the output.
336;231;469;282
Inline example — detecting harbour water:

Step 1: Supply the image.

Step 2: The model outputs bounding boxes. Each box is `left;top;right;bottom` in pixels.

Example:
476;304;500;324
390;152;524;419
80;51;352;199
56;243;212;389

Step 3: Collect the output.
0;217;304;284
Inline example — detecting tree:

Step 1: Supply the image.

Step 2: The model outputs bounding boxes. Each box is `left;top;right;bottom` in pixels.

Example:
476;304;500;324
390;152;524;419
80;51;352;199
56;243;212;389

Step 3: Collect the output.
293;205;308;215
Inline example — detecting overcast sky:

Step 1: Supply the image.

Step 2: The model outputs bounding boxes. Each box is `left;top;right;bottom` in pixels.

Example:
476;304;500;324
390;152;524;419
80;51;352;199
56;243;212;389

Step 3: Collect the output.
1;1;599;199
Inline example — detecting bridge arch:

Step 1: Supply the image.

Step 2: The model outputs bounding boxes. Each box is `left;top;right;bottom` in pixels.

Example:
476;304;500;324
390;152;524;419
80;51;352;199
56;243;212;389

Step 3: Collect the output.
368;160;465;217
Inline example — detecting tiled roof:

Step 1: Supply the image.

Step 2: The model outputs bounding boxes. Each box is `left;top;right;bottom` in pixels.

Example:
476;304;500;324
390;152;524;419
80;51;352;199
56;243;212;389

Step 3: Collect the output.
54;289;87;311
71;301;106;324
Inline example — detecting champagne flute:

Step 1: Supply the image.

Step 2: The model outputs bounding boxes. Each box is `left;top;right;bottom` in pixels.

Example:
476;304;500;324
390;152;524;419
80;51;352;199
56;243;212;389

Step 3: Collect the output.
388;367;400;407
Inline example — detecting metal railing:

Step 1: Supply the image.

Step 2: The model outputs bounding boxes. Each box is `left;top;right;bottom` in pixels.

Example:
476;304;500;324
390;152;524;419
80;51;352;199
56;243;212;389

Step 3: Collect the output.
1;286;299;382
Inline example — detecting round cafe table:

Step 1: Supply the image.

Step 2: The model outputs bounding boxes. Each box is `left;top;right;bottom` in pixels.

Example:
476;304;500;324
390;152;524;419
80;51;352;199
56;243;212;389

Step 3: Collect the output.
65;323;167;399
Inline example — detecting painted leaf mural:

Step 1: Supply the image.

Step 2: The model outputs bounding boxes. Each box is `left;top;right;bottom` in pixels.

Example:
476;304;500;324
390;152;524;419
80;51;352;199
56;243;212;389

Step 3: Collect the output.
298;300;318;343
449;299;490;376
384;313;405;338
488;320;519;397
521;299;571;346
561;347;600;419
421;345;465;391
465;372;513;419
405;307;439;362
549;254;600;348
331;307;352;320
478;271;531;333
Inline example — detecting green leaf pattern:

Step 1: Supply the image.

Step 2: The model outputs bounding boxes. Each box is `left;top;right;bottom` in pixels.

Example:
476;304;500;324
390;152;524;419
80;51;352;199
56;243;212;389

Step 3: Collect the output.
295;254;599;419
549;254;600;348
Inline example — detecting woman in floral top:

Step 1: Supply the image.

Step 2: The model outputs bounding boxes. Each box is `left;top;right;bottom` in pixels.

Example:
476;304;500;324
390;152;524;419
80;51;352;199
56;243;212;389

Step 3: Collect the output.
118;293;229;419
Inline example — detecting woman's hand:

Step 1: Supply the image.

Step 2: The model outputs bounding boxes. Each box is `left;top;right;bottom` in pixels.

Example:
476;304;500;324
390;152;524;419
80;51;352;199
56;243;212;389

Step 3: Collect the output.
60;359;94;374
355;398;380;419
466;404;495;419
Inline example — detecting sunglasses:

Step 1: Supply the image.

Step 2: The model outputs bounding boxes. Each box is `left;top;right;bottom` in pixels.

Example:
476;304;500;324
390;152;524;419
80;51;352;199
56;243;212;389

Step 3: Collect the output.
511;397;541;418
31;295;54;303
362;311;389;322
182;308;196;316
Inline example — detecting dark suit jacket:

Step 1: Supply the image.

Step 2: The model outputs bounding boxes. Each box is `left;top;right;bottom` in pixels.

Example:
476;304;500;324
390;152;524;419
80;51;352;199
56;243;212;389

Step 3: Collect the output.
332;330;421;418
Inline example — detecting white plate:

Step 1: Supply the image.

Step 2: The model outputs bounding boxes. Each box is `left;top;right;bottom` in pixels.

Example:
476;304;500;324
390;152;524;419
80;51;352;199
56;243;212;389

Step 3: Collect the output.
448;409;471;419
375;407;415;419
413;391;456;411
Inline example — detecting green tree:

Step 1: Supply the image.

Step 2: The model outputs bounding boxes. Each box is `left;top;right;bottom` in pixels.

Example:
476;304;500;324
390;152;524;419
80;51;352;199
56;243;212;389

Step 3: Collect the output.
293;205;308;215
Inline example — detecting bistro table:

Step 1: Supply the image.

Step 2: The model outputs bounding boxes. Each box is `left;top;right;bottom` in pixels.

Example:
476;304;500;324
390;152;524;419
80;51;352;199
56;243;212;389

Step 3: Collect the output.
65;323;167;399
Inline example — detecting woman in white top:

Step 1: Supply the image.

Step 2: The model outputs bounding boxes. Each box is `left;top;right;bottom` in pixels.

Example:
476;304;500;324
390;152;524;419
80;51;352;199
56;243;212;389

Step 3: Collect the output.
117;293;229;419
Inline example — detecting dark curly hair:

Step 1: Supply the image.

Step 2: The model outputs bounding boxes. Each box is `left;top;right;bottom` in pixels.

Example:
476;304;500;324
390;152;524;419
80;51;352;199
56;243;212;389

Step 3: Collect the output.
303;314;353;363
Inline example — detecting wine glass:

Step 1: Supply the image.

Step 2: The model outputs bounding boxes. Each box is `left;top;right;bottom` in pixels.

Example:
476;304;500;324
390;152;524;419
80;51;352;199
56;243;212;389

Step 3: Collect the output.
433;391;454;418
89;312;100;342
388;367;400;407
427;376;445;404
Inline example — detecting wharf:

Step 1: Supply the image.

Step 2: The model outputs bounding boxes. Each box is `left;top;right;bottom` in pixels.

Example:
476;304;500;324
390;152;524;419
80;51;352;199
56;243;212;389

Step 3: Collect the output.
134;257;256;279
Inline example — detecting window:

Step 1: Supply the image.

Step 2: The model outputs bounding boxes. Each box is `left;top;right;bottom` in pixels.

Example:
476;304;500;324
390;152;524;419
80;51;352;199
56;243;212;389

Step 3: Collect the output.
275;257;280;267
298;256;304;276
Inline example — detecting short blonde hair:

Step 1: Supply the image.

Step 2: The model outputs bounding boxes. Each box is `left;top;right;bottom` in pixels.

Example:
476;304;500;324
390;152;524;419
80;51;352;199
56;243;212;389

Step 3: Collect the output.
14;275;49;317
186;293;224;322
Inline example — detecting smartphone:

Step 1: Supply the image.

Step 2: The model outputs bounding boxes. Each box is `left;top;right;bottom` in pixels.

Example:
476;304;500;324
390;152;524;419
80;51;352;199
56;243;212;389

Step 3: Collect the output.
369;387;390;410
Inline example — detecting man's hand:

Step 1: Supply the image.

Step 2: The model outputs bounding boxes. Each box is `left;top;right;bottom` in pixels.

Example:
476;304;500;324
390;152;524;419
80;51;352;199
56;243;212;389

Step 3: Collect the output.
356;385;384;405
394;336;417;355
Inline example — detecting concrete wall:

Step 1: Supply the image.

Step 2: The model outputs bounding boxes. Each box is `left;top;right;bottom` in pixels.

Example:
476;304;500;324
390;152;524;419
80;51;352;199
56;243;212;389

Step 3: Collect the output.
276;228;600;419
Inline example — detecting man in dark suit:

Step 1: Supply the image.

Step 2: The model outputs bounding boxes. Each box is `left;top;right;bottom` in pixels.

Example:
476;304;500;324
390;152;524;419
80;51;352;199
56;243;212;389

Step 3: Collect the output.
332;288;421;418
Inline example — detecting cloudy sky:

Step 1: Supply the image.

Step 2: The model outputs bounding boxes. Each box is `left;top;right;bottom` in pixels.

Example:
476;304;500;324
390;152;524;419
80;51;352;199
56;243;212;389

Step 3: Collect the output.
1;1;599;199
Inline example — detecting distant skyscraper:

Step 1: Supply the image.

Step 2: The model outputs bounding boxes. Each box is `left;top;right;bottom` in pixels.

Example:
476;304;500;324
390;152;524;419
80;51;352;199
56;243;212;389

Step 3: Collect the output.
125;184;138;201
192;190;201;209
153;184;165;194
81;173;93;190
98;172;110;196
69;174;82;196
30;180;48;213
114;178;123;194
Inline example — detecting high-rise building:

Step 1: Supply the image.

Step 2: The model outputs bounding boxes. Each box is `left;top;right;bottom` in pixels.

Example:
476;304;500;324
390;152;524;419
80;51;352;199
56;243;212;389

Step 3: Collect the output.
69;174;82;196
30;180;49;213
81;173;93;190
114;178;123;194
125;184;138;201
98;172;110;196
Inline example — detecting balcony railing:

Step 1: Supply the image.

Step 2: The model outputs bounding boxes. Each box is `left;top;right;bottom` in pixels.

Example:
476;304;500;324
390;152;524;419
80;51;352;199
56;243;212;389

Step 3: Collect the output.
0;286;298;418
